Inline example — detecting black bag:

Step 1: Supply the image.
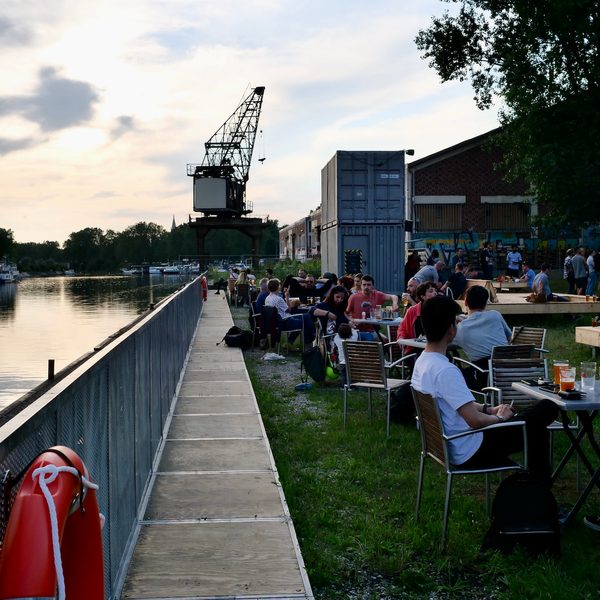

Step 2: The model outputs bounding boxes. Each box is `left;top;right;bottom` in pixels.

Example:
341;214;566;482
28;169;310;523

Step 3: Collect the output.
217;326;253;350
389;381;416;425
301;346;326;382
481;472;560;556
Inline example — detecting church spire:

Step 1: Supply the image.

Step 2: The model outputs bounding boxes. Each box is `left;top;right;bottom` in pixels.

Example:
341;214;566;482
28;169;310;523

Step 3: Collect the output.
171;214;176;231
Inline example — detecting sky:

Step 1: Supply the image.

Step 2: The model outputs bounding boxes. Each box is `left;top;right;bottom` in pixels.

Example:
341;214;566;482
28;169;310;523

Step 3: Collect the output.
0;0;500;245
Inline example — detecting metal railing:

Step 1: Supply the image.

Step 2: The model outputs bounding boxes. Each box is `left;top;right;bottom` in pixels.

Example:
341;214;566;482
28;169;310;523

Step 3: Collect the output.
0;276;203;598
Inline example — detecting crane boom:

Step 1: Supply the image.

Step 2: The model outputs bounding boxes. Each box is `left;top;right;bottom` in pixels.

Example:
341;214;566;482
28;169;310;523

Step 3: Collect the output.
187;86;265;216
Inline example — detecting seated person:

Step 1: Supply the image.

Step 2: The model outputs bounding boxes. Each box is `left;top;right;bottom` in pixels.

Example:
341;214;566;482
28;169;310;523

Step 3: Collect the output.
254;278;270;313
411;294;559;482
397;282;438;350
338;275;354;292
350;273;363;295
312;285;350;336
441;263;467;299
519;262;535;288
315;272;337;299
332;322;359;386
264;278;315;345
463;263;484;279
453;285;511;390
345;275;399;341
298;274;321;303
402;278;419;308
532;263;566;301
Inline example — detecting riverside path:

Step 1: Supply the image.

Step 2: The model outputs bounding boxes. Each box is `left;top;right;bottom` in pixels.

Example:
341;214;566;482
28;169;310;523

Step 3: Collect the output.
120;295;313;599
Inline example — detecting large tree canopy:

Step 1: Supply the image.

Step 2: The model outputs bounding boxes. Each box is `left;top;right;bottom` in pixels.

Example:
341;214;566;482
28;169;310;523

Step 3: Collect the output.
416;0;600;224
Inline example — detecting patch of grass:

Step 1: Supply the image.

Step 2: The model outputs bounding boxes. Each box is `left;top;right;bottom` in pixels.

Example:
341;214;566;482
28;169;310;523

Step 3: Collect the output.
232;306;600;599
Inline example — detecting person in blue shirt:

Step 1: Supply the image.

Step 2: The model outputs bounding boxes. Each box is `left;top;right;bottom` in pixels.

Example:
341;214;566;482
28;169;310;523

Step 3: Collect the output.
506;245;522;277
519;262;535;289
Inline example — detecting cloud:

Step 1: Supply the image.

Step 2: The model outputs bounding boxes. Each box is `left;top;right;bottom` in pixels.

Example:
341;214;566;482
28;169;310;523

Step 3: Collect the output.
109;115;136;140
0;16;32;46
0;66;100;131
0;137;36;156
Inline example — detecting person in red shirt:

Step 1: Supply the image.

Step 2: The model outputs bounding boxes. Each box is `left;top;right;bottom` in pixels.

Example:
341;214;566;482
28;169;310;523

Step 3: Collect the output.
345;275;398;340
397;282;438;351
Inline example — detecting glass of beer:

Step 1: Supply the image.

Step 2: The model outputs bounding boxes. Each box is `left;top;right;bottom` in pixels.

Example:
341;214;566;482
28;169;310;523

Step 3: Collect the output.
553;360;569;385
559;367;576;392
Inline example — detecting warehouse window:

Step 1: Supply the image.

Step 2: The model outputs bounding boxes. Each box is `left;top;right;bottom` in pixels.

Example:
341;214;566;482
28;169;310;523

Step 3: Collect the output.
485;203;530;230
415;204;462;231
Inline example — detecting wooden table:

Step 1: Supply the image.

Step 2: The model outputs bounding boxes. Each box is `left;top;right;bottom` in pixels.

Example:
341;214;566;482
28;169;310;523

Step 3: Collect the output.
492;281;530;292
512;381;600;526
576;326;600;358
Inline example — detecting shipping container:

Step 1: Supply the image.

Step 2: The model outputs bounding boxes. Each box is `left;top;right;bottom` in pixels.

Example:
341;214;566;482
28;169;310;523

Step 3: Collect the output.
321;151;409;293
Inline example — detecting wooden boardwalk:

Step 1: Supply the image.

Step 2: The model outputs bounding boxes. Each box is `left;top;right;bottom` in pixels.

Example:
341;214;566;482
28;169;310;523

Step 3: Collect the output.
121;296;313;600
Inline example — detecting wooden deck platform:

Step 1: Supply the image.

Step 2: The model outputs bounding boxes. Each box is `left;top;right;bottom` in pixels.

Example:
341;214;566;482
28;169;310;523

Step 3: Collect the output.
458;293;600;315
120;295;313;599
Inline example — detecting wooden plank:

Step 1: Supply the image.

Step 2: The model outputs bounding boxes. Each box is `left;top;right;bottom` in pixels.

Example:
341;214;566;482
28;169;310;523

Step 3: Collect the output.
168;414;262;439
145;472;283;520
122;522;306;599
576;326;600;347
159;439;272;472
457;294;600;315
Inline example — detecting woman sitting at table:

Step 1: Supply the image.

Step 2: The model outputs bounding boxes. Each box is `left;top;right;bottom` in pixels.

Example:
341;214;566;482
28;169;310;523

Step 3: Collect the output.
311;285;350;336
397;282;438;353
350;273;363;295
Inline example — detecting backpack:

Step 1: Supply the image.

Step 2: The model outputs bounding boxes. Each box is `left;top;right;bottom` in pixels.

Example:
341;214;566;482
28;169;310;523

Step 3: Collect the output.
300;345;326;382
389;381;416;425
481;472;560;556
217;326;253;350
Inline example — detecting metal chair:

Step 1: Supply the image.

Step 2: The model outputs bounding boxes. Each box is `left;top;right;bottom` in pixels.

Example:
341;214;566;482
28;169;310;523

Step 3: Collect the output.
411;387;528;551
342;340;408;436
511;326;548;359
233;283;250;307
260;306;304;354
250;301;262;347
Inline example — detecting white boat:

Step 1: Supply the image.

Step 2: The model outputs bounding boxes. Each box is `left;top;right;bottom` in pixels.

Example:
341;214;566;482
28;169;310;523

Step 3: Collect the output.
162;265;181;275
121;267;142;276
0;261;19;284
148;266;164;274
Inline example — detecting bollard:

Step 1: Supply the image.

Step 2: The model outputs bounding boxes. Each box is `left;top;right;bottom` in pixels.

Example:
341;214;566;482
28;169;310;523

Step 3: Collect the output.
48;359;55;380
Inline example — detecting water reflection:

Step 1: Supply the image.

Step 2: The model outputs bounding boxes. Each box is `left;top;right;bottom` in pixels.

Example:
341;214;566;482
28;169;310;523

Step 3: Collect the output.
0;274;193;410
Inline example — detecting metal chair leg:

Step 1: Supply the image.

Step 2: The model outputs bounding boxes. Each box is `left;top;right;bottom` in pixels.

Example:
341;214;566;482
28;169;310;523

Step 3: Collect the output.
343;385;348;429
386;390;391;437
415;454;425;520
441;473;453;552
368;388;372;419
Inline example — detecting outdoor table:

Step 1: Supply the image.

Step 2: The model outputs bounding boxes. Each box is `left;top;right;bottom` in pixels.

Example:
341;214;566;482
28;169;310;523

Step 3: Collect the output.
351;317;403;341
512;381;600;526
576;326;600;359
492;281;530;292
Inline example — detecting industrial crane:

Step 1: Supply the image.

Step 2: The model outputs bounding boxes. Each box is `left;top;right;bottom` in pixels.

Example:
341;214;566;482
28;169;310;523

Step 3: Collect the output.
187;86;265;217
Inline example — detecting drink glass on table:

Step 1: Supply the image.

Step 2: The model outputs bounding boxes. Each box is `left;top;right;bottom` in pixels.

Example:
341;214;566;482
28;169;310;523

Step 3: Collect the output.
581;361;597;393
559;367;576;392
553;360;569;385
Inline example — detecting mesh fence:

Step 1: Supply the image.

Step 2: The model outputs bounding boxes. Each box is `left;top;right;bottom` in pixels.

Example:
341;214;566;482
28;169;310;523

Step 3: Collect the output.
0;277;202;598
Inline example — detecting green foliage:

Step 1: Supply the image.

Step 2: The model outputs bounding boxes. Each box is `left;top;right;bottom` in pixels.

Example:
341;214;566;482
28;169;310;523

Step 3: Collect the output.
0;228;15;258
416;0;600;223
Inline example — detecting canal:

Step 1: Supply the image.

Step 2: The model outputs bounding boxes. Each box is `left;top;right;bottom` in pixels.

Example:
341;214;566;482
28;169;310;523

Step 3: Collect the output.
0;274;194;410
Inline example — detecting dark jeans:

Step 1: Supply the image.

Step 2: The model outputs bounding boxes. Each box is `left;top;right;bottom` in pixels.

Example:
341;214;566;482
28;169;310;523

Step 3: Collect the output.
459;399;559;482
281;313;315;344
460;356;489;392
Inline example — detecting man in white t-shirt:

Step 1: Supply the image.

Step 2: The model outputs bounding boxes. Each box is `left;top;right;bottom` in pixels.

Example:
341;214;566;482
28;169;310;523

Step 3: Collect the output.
411;295;557;480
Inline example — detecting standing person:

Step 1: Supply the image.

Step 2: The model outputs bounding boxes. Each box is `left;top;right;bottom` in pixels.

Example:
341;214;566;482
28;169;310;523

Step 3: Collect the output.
479;242;494;280
519;262;536;289
332;323;359;387
572;247;588;295
450;248;466;269
345;275;399;341
413;261;445;286
264;278;315;345
411;295;559;482
563;248;575;294
586;249;597;296
404;250;421;288
506;245;522;277
427;249;440;266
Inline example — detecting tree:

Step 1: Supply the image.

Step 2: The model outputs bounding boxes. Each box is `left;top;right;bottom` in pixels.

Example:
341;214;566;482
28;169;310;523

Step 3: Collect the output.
63;227;106;272
0;228;15;258
415;0;600;223
114;222;167;265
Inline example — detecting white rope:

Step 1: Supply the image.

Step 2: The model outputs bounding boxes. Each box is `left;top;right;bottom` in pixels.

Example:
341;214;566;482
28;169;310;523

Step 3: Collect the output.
32;464;99;600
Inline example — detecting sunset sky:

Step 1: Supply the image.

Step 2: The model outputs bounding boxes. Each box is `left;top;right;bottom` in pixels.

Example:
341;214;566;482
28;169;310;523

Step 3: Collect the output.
0;0;499;245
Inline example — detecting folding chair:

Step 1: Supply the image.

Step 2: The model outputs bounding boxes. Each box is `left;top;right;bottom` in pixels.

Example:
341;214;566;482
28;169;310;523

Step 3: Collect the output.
411;387;528;551
342;340;408;436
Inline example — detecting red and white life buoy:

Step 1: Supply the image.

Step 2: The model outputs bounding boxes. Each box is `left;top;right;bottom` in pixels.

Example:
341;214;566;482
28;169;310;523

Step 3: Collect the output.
200;275;208;301
0;446;104;600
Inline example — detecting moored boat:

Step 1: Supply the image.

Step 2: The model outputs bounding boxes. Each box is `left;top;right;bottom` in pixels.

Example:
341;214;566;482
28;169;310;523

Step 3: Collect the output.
0;260;19;284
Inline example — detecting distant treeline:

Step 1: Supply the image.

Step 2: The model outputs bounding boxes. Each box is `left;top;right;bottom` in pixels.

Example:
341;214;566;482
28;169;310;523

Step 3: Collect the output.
0;220;280;273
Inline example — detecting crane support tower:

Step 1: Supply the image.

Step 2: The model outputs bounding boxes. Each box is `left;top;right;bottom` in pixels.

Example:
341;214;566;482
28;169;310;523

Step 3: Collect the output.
187;86;265;217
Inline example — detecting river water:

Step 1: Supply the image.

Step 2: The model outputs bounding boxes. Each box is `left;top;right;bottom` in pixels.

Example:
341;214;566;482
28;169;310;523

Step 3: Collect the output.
0;274;194;410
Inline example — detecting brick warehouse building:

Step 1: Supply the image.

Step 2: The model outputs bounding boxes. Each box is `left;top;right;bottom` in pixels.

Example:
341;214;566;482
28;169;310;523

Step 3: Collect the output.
407;128;537;252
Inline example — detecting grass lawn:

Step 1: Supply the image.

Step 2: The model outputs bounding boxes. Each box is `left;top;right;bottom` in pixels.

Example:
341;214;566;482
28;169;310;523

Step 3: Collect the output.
231;288;600;599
